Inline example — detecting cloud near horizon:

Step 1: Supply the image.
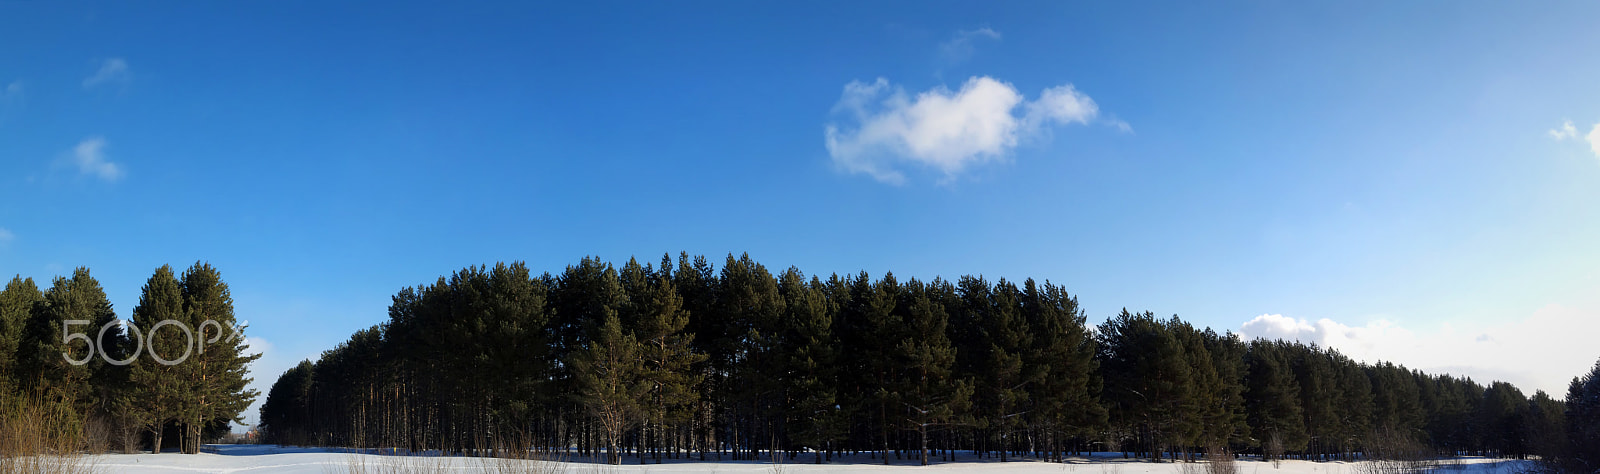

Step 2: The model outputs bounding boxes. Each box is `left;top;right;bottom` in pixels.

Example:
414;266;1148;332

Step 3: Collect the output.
1239;305;1600;397
824;76;1103;184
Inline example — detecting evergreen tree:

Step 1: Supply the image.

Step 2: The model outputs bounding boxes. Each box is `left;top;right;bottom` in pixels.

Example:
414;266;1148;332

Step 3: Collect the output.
1200;328;1250;451
0;275;43;397
19;268;119;420
894;278;970;465
1367;361;1423;438
630;256;706;463
259;360;315;446
779;269;844;464
1023;280;1105;460
1565;359;1600;471
177;262;261;454
572;312;646;465
1521;390;1565;463
974;279;1036;462
1099;309;1195;461
1244;340;1307;460
1479;381;1527;458
125;265;188;452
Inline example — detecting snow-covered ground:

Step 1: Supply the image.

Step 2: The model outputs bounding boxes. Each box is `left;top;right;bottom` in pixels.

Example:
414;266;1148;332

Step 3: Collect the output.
80;445;1532;474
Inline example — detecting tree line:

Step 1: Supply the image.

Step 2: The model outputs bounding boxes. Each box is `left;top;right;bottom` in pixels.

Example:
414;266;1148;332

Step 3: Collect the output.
0;263;260;454
258;253;1581;466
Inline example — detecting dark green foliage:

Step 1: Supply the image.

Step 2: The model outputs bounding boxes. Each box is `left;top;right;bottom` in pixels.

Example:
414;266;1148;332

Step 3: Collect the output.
1565;360;1600;471
1022;279;1105;460
176;262;262;454
248;253;1561;466
1244;339;1307;460
1099;310;1196;461
259;360;315;445
779;269;844;464
125;265;188;452
0;275;43;397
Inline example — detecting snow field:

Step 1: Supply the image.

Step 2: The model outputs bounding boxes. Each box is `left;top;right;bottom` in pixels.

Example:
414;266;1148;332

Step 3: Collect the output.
81;445;1534;474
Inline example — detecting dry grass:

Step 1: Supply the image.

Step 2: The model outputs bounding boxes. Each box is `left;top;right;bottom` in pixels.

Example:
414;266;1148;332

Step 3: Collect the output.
0;396;101;474
1180;446;1238;474
331;439;570;474
335;451;461;474
1357;429;1436;474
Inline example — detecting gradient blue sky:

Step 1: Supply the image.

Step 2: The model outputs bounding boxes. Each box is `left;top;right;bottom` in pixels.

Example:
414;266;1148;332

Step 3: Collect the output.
4;2;1600;428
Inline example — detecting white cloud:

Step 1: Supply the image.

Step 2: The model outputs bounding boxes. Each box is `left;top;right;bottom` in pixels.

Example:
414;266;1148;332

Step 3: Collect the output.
70;136;124;181
1587;122;1600;158
82;58;129;88
824;76;1105;184
939;27;1002;64
1550;119;1600;160
1549;120;1578;140
1239;304;1600;397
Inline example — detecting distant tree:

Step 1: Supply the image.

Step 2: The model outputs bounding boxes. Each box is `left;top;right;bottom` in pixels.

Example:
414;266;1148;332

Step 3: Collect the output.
1367;361;1423;438
258;360;315;446
1479;381;1527;458
1520;390;1564;463
1564;359;1600;472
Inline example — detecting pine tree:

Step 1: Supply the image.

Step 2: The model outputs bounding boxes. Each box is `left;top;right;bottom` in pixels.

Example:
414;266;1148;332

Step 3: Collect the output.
572;312;646;465
631;255;706;463
0;275;43;398
1565;359;1600;471
177;262;261;454
1022;280;1105;461
1098;310;1194;462
836;271;899;464
779;269;844;464
19;268;119;421
895;278;970;465
1244;340;1306;461
974;278;1036;462
1289;343;1338;459
259;360;315;445
1200;329;1250;451
126;265;188;452
714;253;785;462
1479;381;1527;458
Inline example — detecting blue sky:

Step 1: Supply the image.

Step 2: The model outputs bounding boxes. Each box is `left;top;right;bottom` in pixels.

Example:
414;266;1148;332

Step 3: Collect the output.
4;2;1600;427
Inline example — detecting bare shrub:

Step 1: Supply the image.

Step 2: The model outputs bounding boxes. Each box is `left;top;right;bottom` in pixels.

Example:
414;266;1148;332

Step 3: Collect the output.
344;452;461;474
475;436;569;474
1358;428;1436;474
0;396;101;474
1207;443;1238;474
1264;432;1284;468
